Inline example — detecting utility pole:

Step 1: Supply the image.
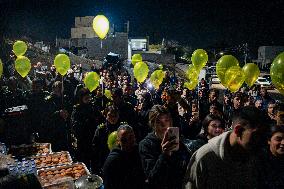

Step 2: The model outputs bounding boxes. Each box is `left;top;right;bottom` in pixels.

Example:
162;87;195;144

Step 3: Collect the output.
125;21;130;34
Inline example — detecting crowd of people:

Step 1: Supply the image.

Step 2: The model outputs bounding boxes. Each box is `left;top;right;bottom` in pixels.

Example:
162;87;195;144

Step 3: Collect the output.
0;58;284;189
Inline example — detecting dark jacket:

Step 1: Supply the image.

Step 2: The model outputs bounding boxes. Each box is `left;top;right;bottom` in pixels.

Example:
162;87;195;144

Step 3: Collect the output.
92;121;120;175
259;149;284;189
41;93;72;151
181;113;202;140
0;172;42;189
71;103;103;163
183;133;208;158
139;132;190;189
25;90;50;134
103;146;145;189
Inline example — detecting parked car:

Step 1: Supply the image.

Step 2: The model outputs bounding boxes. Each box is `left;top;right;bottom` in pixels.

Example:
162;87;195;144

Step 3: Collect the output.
255;77;271;88
262;75;271;83
211;76;221;84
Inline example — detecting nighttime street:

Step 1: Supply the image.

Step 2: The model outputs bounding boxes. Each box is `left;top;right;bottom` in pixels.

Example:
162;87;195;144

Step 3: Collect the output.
0;0;284;189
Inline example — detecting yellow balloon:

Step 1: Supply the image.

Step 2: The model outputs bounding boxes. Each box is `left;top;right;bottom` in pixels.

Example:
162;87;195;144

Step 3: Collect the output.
242;63;260;87
270;52;284;95
13;41;27;56
54;54;70;76
93;15;110;39
84;72;100;92
225;66;245;93
191;49;208;70
104;89;112;100
150;70;165;89
186;64;199;80
131;54;142;66
0;59;3;78
15;56;31;78
184;79;198;90
216;55;239;86
133;61;149;83
107;131;118;150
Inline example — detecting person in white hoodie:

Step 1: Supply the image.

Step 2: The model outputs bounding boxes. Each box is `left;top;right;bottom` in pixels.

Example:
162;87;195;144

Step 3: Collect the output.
184;106;269;189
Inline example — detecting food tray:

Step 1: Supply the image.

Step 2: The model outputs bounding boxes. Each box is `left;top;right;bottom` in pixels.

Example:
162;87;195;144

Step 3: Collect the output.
30;151;72;169
43;178;75;189
8;143;52;157
37;162;90;187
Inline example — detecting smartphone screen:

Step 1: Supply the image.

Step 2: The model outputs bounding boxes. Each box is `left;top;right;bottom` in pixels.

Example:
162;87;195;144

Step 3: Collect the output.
167;127;179;142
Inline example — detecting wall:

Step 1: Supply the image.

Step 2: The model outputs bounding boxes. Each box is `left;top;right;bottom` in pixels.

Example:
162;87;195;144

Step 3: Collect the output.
256;46;284;68
140;52;175;64
258;46;284;60
71;27;96;39
72;16;114;39
57;34;128;60
75;16;94;28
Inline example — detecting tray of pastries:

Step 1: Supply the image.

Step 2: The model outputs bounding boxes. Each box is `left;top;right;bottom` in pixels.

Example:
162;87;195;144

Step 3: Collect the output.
31;151;72;169
9;143;51;157
43;177;75;189
37;162;90;187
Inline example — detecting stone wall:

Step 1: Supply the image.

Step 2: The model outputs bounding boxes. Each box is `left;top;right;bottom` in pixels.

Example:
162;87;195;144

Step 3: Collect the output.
75;16;94;28
71;27;96;39
139;52;175;64
57;33;128;60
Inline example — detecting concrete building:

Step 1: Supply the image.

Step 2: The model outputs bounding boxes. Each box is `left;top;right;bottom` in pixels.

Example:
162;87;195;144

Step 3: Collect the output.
34;41;50;53
71;16;114;39
56;16;175;64
57;16;125;60
254;46;284;69
129;38;149;51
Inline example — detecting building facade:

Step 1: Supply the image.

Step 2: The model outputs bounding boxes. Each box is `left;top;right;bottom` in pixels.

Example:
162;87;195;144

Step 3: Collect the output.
255;46;284;69
57;16;126;60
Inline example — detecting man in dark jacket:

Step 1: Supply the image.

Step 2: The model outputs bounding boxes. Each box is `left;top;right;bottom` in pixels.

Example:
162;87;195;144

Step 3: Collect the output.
41;81;72;151
92;106;120;175
71;88;103;166
103;124;145;189
25;79;50;136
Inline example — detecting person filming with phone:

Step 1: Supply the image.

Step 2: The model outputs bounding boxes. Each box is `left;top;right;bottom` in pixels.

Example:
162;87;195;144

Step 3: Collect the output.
139;105;190;189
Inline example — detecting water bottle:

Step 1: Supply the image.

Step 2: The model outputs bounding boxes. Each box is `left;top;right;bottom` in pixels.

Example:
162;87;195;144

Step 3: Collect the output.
0;143;7;154
31;159;36;167
8;165;16;176
31;164;37;174
21;167;26;175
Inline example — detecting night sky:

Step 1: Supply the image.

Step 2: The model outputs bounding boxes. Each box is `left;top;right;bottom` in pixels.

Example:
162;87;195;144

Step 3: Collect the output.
0;0;284;48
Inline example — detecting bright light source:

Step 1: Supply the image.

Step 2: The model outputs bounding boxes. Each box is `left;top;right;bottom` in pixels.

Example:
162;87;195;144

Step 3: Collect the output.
93;15;110;39
147;83;153;89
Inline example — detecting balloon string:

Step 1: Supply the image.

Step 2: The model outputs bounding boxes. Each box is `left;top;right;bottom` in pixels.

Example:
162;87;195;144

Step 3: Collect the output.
101;40;103;49
102;81;104;108
61;75;64;109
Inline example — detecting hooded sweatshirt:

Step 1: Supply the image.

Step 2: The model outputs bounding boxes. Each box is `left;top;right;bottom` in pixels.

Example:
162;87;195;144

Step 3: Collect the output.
184;131;260;189
139;132;190;189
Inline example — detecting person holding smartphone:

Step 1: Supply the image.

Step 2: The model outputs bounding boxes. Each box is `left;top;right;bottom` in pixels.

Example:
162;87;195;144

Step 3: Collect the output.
139;105;190;189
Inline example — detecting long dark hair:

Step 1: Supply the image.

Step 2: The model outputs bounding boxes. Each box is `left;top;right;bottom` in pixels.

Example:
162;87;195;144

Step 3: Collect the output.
77;88;90;104
202;114;225;136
